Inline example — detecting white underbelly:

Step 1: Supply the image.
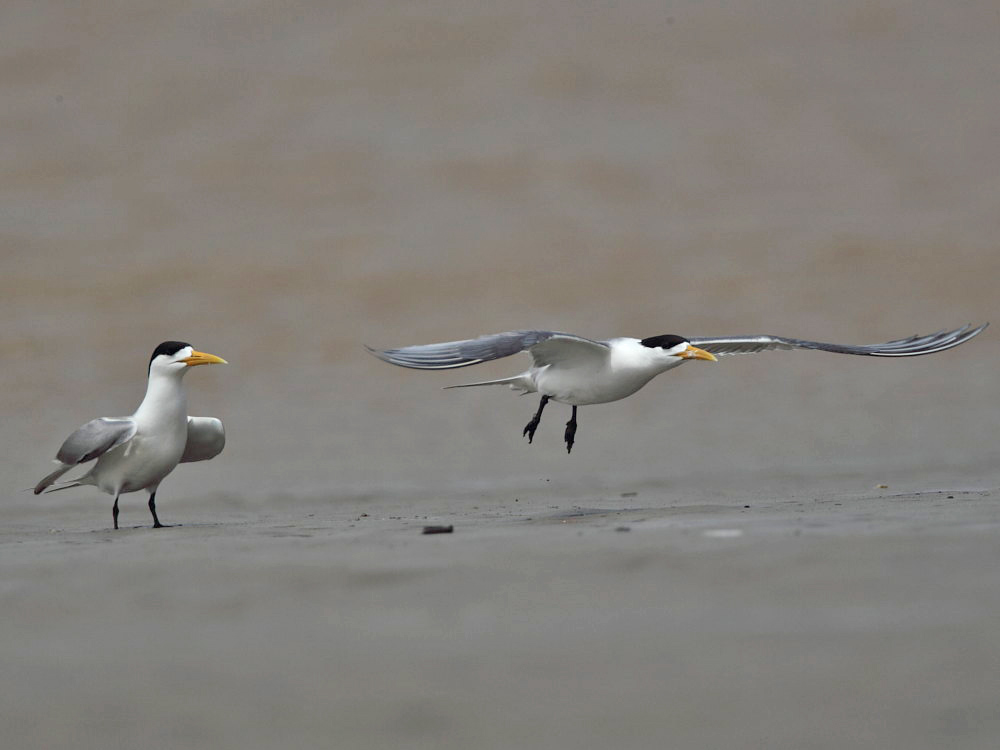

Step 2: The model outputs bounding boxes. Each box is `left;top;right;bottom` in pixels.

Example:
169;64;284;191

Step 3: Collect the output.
92;433;185;494
534;365;659;405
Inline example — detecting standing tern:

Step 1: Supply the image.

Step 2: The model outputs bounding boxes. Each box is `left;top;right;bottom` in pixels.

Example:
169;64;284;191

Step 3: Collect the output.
34;341;227;529
368;323;987;453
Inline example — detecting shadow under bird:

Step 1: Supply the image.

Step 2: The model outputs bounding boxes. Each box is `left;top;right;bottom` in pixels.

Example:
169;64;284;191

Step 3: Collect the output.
368;323;988;453
34;341;227;529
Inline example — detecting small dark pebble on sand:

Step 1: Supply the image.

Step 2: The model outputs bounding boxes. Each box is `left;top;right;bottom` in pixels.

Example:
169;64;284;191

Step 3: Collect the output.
615;526;631;532
422;525;454;535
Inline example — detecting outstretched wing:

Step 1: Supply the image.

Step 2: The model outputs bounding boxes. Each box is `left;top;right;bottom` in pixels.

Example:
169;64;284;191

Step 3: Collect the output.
688;323;987;358
180;417;225;463
366;330;610;370
56;417;137;464
34;417;137;494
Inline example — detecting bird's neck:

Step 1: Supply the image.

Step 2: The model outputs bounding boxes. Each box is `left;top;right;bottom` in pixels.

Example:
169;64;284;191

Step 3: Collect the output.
133;372;188;426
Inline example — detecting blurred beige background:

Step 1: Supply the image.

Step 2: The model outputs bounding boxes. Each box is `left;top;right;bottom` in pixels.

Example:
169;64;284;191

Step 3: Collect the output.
2;3;1000;748
3;1;997;503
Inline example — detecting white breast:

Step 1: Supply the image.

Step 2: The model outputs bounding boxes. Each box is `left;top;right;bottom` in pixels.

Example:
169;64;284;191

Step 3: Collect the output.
533;338;684;405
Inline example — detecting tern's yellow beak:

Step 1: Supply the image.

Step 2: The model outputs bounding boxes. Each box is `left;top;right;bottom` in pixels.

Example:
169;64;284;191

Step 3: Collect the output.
679;344;717;362
182;350;228;367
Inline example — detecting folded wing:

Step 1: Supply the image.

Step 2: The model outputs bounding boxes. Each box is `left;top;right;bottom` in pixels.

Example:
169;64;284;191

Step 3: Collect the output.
689;323;987;358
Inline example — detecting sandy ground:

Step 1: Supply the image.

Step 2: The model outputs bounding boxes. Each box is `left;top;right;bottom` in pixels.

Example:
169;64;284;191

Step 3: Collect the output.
2;1;1000;748
4;469;1000;750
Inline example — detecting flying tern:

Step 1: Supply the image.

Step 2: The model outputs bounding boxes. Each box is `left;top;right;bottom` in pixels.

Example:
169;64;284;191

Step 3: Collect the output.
368;323;987;452
34;341;227;529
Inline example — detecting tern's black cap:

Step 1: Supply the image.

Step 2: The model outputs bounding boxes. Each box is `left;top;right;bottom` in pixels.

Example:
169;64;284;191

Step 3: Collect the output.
149;341;191;370
640;334;688;349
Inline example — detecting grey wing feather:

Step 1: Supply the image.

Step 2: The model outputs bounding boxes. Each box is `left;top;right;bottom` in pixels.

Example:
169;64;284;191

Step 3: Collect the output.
55;418;137;464
33;464;75;495
180;417;226;462
525;335;611;366
689;323;988;358
35;417;136;494
366;330;607;370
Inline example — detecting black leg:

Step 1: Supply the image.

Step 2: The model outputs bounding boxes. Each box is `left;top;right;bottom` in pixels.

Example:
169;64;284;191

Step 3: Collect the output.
112;495;120;530
564;406;578;454
148;492;170;529
523;395;550;444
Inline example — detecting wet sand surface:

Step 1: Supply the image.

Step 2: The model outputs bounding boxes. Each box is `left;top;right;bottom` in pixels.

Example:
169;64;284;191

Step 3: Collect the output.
3;1;1000;748
5;471;1000;750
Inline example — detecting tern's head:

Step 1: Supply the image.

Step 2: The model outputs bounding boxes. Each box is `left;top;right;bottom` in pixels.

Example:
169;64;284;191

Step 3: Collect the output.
639;334;717;363
148;341;228;377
